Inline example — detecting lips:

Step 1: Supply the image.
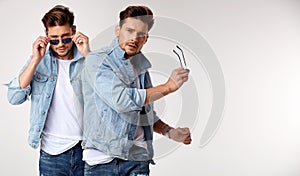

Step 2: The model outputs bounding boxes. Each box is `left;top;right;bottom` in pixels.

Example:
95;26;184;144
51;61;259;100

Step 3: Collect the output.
57;47;66;52
127;43;137;49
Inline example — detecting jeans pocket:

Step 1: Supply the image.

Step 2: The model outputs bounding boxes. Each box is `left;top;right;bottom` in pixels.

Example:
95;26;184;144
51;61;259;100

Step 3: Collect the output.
39;150;51;160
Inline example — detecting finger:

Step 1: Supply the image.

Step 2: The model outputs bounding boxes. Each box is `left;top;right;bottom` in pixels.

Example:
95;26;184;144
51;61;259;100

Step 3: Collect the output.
35;40;47;49
173;67;184;73
173;71;189;81
183;77;189;82
178;128;190;135
39;38;48;48
183;139;192;145
74;37;84;44
72;34;81;43
73;32;88;44
178;69;190;75
183;135;192;144
39;40;48;48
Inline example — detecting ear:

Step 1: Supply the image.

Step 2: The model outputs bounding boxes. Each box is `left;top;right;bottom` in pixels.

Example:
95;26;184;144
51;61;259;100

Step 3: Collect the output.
72;25;77;34
115;25;120;37
144;34;149;44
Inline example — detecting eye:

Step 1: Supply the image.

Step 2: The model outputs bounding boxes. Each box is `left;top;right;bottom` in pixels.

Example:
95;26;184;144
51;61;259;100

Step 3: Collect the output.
137;32;147;38
126;29;134;33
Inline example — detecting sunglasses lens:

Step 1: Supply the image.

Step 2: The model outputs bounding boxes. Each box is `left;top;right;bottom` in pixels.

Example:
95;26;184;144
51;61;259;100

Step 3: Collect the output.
49;38;72;45
49;40;59;45
62;38;72;44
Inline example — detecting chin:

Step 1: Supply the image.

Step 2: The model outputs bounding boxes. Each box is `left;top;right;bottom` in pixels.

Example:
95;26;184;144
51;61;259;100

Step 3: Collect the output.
126;49;138;55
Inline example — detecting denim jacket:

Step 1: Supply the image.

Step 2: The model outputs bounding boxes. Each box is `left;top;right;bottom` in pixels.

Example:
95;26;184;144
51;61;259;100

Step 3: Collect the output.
82;38;159;161
6;46;84;149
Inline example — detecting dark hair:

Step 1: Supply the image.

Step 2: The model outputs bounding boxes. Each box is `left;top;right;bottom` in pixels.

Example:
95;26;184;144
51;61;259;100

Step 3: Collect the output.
42;5;74;31
119;6;154;31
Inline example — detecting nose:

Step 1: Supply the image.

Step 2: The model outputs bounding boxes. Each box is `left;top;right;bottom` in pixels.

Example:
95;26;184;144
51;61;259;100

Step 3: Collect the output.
130;32;139;41
58;38;64;46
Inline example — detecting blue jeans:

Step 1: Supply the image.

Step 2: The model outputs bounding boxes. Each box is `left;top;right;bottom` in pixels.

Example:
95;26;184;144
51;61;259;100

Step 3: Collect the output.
39;142;84;176
84;158;150;176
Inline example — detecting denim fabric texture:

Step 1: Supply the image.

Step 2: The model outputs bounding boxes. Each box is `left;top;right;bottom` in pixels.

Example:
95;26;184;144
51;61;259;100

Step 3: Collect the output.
84;158;150;176
82;38;159;161
6;45;85;149
39;142;84;176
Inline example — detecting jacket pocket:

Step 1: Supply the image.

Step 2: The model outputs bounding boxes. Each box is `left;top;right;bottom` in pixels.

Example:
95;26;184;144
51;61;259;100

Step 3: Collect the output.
31;73;48;95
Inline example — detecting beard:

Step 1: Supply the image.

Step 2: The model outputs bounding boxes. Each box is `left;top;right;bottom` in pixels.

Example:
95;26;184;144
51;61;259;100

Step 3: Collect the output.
52;44;74;59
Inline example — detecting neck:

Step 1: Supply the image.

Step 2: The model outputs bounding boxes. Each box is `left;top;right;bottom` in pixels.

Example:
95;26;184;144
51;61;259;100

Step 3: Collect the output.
124;53;133;59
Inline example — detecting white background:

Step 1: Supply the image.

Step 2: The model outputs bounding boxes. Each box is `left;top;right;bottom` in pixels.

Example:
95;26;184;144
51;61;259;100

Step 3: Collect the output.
1;0;300;175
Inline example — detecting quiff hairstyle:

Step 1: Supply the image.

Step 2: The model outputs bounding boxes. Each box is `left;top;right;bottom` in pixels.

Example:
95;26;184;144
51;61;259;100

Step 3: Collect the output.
42;5;74;31
119;6;154;31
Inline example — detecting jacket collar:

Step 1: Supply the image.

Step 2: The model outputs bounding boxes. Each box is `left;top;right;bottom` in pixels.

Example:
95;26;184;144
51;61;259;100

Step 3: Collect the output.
46;44;84;62
108;37;152;75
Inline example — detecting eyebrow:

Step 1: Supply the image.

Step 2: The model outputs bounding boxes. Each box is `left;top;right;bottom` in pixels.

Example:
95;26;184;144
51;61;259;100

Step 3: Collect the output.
49;32;71;38
125;27;148;36
125;27;134;31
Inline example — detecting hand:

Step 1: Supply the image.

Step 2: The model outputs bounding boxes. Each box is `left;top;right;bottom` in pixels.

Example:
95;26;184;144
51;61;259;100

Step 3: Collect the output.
169;127;192;145
32;36;48;63
165;67;189;93
72;32;91;57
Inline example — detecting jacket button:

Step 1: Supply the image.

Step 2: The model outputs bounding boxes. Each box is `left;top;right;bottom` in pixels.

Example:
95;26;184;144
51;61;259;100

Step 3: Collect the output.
41;111;45;115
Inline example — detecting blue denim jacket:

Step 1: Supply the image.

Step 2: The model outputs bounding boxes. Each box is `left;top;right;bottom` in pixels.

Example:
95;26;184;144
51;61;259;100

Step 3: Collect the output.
82;38;159;161
6;46;84;149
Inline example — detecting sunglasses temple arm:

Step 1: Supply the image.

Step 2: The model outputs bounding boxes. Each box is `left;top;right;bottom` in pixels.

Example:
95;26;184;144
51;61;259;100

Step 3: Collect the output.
176;45;187;68
173;50;183;67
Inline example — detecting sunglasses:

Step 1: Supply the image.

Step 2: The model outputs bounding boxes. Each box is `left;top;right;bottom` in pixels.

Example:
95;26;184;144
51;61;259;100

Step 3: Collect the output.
49;38;72;45
173;45;189;72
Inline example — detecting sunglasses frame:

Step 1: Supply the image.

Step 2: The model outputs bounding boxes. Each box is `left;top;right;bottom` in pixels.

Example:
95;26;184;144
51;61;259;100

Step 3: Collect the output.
173;45;188;70
49;38;72;45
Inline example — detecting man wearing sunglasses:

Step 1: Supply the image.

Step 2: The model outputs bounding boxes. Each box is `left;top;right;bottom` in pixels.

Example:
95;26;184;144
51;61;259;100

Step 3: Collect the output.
7;5;90;175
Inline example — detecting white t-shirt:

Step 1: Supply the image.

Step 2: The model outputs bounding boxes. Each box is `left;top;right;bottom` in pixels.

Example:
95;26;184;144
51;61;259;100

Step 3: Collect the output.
41;58;83;155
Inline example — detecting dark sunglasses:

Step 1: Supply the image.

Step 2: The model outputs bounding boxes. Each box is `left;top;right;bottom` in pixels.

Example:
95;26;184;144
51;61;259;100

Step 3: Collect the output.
49;38;72;45
173;45;189;72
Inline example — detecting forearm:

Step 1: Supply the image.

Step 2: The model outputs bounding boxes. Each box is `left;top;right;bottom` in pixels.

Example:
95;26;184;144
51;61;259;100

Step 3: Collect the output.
144;67;189;105
153;119;172;135
19;59;39;88
144;83;171;105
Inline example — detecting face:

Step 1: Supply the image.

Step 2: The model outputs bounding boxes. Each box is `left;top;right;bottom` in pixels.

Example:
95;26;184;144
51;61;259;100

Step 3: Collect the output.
115;17;149;59
46;24;75;60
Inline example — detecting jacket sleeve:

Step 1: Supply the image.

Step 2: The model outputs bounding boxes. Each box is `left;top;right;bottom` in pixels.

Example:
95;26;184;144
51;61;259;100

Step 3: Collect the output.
6;58;32;105
83;52;146;113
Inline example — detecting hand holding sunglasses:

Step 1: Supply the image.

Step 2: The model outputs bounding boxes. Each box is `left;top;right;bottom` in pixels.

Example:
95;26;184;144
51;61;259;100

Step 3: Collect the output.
32;36;49;63
72;32;91;57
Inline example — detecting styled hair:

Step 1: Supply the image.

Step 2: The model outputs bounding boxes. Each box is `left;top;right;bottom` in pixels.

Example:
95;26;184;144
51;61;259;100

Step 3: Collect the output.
42;5;74;31
119;6;154;31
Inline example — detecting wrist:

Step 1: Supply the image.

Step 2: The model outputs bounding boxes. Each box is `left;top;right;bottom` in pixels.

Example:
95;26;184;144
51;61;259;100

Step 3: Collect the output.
165;126;174;139
82;49;91;57
162;82;172;95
